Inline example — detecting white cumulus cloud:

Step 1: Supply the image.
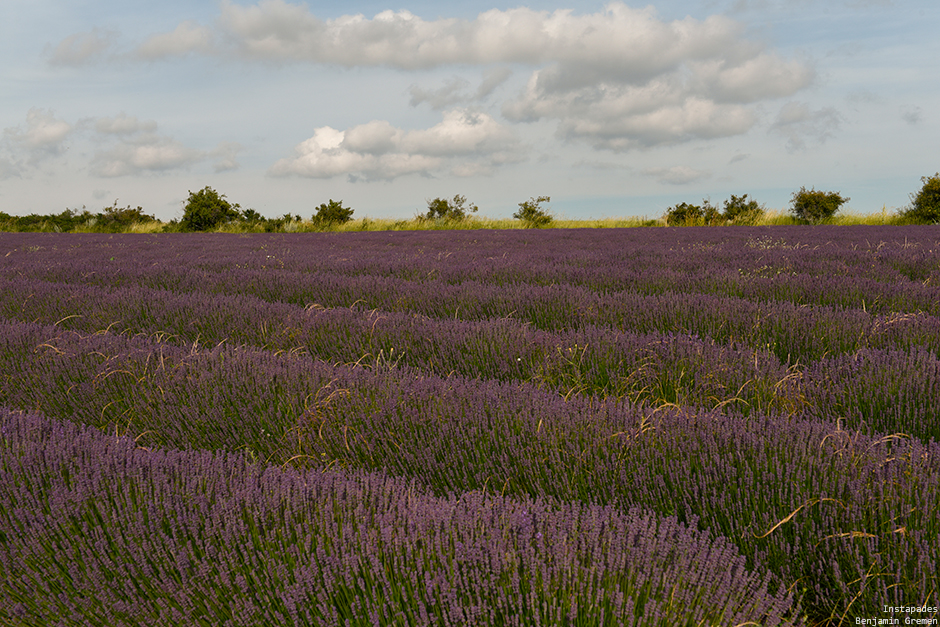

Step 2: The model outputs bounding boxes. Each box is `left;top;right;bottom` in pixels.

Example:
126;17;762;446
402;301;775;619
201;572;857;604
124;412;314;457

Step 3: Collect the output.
689;52;814;104
90;135;204;177
207;1;764;78
4;108;73;165
148;0;808;151
507;75;760;151
49;2;816;155
1;109;241;180
6;109;72;150
269;109;521;181
498;7;813;151
79;112;213;178
86;114;208;177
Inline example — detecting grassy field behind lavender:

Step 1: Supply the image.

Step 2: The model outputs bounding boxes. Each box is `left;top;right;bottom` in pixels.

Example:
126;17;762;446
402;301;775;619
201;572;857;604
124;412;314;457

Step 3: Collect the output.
1;226;939;626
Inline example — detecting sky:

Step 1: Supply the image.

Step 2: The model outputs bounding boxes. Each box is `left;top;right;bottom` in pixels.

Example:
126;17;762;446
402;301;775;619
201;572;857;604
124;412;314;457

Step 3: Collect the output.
1;0;937;222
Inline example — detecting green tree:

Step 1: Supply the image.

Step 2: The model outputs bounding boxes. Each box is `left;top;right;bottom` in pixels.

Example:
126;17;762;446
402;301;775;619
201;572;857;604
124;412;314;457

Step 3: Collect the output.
513;196;553;228
180;187;240;232
97;201;156;232
424;195;478;221
901;173;940;224
665;201;722;226
722;194;763;224
789;187;848;224
0;208;88;232
312;199;354;225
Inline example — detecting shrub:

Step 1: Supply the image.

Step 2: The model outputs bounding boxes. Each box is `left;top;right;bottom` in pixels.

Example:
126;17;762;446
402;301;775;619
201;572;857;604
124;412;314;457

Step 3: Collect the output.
722;194;764;224
96;201;156;232
513;196;554;228
424;195;478;221
0;209;87;232
789;187;848;224
180;187;240;232
261;218;284;233
665;202;699;226
312;199;354;225
665;201;722;226
240;208;263;223
0;204;156;233
901;173;940;224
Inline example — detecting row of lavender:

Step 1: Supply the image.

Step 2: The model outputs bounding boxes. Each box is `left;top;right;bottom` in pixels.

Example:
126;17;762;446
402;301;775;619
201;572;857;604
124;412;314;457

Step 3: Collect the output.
3;265;939;365
2;407;796;626
3;228;938;318
2;233;939;371
1;320;938;623
1;228;939;624
0;274;937;439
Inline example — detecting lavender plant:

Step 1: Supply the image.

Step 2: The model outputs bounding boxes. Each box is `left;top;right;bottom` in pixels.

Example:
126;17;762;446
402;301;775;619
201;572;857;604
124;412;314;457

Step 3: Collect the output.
2;320;937;623
2;227;939;625
0;408;798;626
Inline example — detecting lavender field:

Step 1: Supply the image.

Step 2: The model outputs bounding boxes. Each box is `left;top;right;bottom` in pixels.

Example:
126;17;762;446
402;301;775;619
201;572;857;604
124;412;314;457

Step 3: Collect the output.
1;226;939;626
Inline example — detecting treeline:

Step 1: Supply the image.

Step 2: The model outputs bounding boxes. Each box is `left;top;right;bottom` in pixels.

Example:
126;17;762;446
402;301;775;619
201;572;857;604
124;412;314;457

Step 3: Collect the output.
664;173;940;226
0;202;157;233
3;174;938;233
0;188;558;233
174;188;557;232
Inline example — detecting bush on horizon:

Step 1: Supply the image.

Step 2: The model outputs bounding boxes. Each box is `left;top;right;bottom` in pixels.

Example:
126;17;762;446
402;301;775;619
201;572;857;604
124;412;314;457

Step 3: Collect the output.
312;199;354;226
723;194;764;224
664;200;723;226
789;187;849;224
513;196;554;228
901;173;940;224
422;195;478;222
0;202;156;233
94;202;157;231
180;186;241;232
665;194;766;226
